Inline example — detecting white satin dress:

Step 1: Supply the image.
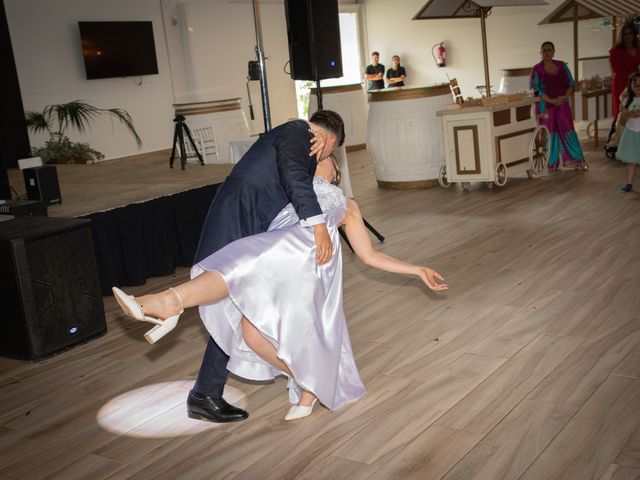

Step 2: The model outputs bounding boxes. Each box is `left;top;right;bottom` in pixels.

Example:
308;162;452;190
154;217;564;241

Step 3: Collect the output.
191;176;366;410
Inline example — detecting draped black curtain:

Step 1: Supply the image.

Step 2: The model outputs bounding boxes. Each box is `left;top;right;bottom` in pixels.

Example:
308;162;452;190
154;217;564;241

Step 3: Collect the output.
84;184;219;295
0;0;31;173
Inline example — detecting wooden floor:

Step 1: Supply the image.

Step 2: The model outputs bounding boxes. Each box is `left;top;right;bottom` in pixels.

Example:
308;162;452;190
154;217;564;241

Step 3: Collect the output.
1;135;640;480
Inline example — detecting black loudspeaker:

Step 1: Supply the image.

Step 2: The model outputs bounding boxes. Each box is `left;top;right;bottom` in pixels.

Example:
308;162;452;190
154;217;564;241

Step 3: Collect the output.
284;0;343;81
23;166;61;205
0;216;106;360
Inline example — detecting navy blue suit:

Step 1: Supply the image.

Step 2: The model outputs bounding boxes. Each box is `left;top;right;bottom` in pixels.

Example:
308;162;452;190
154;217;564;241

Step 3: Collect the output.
192;120;323;398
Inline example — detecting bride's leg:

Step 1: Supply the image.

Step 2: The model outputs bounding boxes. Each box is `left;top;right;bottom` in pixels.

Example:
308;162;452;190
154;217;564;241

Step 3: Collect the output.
241;316;317;407
241;316;292;376
136;271;229;320
298;390;317;407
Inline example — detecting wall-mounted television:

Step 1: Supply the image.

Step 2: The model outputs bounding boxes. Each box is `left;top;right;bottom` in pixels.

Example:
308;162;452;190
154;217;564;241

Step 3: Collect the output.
79;21;159;80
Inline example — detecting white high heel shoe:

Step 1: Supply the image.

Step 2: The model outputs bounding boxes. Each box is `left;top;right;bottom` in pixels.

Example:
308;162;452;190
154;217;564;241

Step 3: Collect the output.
284;398;318;421
112;287;184;344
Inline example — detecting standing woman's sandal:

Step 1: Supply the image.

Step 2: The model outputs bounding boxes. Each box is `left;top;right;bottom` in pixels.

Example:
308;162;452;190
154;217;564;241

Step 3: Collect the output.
112;287;184;343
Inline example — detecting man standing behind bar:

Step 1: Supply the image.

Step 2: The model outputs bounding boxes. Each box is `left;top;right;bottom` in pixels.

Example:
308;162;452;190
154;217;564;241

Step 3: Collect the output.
365;51;385;91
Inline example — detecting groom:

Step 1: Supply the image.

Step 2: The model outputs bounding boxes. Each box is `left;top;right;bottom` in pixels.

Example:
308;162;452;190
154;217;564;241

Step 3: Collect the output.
188;110;345;422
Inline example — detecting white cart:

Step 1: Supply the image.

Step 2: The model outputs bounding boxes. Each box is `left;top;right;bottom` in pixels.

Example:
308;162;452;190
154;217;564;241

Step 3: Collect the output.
436;97;549;188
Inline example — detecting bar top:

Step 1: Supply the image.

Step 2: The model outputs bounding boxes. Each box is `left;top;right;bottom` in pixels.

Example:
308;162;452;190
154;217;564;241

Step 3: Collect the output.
173;98;241;108
501;67;532;77
370;83;451;102
174;98;242;115
310;83;363;95
436;96;538;116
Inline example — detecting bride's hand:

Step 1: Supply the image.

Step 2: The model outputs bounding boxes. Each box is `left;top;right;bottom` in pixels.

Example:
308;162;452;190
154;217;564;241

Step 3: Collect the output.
309;128;328;158
417;267;448;291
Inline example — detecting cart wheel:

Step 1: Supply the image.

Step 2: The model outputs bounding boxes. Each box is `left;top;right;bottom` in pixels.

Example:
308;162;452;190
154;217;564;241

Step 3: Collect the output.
494;162;507;187
529;125;550;176
586;122;595;139
438;164;452;188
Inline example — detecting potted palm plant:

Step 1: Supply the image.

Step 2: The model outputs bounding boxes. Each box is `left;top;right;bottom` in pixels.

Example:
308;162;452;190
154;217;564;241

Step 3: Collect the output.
25;100;142;164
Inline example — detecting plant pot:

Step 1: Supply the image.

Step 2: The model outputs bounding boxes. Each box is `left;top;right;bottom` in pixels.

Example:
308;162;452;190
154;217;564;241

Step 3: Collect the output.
48;156;87;165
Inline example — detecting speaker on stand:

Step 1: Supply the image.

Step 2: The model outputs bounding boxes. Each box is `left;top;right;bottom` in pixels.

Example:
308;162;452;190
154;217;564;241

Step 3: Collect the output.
284;0;343;109
284;1;385;248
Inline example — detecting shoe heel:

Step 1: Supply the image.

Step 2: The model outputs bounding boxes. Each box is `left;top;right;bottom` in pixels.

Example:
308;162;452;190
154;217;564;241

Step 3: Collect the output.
144;315;179;344
187;411;203;420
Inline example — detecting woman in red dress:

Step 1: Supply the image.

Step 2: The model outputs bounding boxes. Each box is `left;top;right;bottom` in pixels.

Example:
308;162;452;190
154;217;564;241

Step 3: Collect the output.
609;22;640;118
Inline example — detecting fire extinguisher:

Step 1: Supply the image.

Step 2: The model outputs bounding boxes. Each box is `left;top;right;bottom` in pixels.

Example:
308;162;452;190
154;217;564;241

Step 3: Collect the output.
432;42;446;68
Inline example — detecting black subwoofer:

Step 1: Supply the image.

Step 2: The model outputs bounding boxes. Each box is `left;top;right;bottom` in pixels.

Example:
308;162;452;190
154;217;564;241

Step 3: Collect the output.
284;0;342;81
0;216;106;360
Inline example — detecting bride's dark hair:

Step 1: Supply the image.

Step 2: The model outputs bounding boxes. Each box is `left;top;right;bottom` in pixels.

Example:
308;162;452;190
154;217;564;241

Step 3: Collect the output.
329;154;341;186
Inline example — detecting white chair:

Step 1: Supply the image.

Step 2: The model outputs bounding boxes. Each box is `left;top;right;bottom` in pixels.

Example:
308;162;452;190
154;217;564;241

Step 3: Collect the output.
192;126;218;163
180;127;218;164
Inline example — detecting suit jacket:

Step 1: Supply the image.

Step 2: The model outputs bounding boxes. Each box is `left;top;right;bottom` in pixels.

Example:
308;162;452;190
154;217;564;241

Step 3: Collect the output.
193;120;322;263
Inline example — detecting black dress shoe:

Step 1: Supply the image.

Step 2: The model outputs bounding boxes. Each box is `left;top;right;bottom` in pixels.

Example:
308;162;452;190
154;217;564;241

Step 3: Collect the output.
187;391;249;423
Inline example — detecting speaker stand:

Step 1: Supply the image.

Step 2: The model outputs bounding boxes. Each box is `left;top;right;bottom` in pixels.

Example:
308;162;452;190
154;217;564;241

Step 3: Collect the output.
251;0;272;132
315;79;324;109
314;79;385;251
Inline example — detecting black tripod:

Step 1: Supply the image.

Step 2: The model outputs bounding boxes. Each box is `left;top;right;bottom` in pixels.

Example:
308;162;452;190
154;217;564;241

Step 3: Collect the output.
169;114;204;170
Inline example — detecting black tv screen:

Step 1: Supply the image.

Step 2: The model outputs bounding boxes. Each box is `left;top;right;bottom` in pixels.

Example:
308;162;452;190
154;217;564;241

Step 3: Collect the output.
79;21;159;80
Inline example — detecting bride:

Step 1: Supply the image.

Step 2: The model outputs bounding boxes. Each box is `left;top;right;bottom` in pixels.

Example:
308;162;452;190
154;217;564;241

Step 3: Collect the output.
113;155;447;421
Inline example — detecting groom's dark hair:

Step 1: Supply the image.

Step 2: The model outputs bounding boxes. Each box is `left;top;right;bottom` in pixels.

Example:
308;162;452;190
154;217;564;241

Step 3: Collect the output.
310;110;345;147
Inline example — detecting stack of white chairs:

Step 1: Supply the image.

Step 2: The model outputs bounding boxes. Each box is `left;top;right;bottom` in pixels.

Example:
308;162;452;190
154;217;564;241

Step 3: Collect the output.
181;126;218;163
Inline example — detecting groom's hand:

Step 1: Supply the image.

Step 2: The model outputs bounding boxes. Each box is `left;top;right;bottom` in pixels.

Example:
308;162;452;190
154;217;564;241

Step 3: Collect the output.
309;128;328;158
313;223;333;265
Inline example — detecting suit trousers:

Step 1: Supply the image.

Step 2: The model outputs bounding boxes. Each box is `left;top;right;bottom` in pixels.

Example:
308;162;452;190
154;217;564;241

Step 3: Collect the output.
192;336;229;398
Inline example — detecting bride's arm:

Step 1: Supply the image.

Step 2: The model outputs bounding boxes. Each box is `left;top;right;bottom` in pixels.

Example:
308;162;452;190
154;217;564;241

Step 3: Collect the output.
342;200;447;291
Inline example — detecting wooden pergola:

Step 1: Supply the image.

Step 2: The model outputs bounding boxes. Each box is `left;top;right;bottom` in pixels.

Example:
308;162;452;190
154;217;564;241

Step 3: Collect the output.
539;0;640;85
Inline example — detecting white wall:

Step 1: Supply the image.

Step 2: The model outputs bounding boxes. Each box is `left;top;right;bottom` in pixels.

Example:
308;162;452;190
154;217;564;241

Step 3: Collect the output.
5;0;175;160
5;0;300;157
361;0;612;97
162;0;298;136
8;0;607;160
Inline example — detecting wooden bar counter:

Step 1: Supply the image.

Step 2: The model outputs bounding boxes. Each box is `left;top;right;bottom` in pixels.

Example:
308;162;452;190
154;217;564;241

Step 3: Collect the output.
367;84;451;189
